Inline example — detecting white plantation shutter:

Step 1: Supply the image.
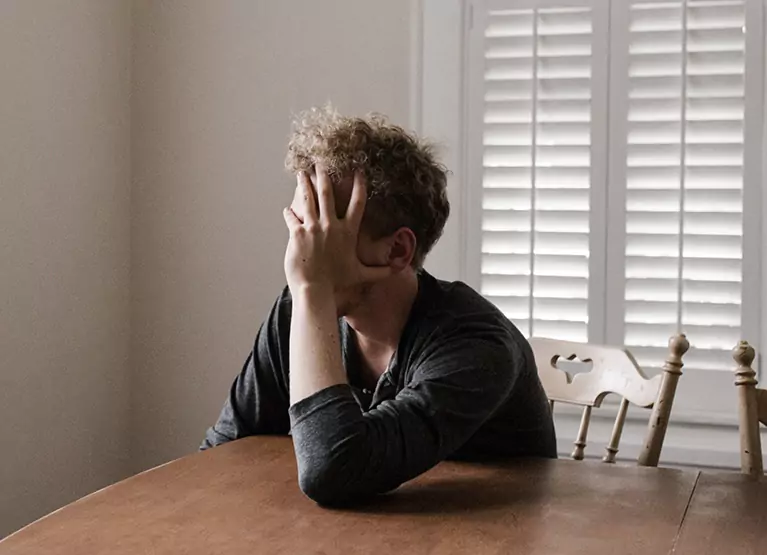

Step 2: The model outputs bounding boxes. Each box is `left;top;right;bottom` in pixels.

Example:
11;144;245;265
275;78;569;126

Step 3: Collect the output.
467;0;764;421
606;0;764;383
468;0;609;342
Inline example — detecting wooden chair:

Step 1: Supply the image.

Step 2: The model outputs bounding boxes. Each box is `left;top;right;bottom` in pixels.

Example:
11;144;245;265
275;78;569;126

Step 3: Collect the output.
529;334;689;466
731;340;767;477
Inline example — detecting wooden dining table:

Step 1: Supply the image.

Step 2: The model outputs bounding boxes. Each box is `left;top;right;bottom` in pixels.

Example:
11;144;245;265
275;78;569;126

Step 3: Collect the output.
1;437;765;555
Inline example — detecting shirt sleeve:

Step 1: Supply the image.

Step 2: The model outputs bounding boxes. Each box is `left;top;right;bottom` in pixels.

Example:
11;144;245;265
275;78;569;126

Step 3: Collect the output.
200;288;292;449
288;323;523;505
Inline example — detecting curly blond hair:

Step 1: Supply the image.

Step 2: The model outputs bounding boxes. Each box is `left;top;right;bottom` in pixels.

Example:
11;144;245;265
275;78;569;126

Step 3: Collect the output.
284;105;449;268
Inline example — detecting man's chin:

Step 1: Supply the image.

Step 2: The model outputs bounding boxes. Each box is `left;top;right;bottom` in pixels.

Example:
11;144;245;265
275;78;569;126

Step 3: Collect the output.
335;284;372;318
336;303;351;319
334;292;354;318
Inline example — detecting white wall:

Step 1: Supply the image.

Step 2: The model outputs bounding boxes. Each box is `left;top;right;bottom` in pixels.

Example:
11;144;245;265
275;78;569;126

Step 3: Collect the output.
130;0;413;472
0;0;132;537
417;0;465;282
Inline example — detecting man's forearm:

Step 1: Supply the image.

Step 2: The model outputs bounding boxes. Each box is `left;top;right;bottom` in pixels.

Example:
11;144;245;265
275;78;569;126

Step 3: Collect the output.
289;284;346;405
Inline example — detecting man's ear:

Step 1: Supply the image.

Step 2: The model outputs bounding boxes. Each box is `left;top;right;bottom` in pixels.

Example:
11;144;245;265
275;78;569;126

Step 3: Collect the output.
386;228;417;271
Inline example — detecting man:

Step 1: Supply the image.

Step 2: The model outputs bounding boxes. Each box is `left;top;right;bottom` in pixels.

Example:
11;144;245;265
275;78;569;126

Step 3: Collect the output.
201;106;556;505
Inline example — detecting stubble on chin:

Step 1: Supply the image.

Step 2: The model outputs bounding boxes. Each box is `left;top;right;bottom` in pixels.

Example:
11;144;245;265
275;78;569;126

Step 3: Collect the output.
336;282;373;318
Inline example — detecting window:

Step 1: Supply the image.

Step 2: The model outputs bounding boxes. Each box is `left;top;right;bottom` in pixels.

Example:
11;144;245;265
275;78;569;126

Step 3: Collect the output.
467;0;609;344
606;0;762;382
463;0;765;424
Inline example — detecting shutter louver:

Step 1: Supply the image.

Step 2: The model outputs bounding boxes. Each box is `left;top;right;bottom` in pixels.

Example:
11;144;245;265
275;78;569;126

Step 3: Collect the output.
623;0;747;372
480;4;596;342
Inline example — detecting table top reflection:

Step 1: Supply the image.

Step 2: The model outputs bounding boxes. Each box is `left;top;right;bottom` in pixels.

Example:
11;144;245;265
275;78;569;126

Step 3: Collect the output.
3;436;759;555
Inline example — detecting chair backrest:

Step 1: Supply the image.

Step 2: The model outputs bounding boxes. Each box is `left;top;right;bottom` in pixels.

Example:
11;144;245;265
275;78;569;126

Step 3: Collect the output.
732;341;767;477
529;334;689;467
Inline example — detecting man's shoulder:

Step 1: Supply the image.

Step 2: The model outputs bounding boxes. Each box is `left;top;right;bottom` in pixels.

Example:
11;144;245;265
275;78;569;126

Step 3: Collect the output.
412;271;529;354
417;271;510;329
255;286;294;341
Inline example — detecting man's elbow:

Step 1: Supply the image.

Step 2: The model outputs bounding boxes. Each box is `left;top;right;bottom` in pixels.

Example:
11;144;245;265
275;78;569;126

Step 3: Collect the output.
293;426;389;504
297;460;351;506
296;457;403;506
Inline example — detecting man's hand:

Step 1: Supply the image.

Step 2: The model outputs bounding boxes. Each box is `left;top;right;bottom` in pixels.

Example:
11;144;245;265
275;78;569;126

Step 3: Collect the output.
283;166;391;294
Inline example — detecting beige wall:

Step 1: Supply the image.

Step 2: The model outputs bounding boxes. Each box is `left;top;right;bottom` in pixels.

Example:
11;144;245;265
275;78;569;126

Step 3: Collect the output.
0;0;414;534
130;0;413;471
0;0;132;537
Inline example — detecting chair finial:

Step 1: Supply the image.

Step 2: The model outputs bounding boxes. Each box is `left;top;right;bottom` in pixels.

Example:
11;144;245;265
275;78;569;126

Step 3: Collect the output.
733;340;756;368
662;334;689;377
733;340;757;387
668;334;690;361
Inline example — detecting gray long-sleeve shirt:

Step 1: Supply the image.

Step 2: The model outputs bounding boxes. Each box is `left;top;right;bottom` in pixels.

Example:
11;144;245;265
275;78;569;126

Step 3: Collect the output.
202;271;557;504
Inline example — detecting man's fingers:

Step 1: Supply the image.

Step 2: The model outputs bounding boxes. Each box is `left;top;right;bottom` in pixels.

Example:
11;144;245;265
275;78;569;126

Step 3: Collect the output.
297;171;319;224
346;171;368;229
283;207;302;233
315;164;336;225
289;184;306;224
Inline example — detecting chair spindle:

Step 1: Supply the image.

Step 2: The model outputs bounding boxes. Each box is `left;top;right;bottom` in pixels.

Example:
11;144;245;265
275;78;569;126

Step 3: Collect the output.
603;397;630;464
572;406;592;461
